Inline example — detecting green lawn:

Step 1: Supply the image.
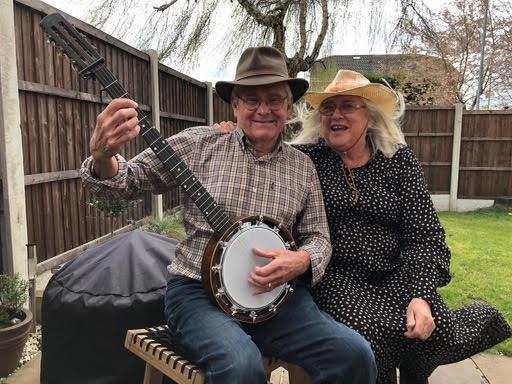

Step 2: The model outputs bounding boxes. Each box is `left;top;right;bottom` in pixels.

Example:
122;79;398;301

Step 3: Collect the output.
438;208;512;356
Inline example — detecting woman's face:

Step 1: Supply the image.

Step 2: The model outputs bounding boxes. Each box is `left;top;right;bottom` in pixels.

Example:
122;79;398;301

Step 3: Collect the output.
319;95;369;154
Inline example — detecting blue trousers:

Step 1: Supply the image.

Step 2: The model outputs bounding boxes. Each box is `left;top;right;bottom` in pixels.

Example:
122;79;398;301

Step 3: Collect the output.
164;275;376;384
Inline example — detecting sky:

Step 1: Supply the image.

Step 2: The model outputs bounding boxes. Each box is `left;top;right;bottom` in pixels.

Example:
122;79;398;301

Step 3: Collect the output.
43;0;446;84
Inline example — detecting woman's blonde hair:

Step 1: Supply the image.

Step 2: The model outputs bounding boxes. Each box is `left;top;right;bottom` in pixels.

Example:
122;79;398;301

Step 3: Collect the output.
291;93;407;158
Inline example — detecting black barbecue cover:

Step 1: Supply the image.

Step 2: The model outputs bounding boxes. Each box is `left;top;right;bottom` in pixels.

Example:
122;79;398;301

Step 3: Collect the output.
41;229;177;384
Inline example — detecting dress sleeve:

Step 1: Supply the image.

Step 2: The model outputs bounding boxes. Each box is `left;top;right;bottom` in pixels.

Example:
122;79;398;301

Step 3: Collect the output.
80;126;211;200
293;161;332;286
396;147;451;306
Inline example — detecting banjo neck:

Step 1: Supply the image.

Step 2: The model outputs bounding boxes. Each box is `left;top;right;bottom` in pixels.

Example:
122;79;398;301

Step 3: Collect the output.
94;65;233;234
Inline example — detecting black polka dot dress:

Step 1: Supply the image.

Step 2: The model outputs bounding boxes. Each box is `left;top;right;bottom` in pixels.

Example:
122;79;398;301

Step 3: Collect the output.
295;142;512;384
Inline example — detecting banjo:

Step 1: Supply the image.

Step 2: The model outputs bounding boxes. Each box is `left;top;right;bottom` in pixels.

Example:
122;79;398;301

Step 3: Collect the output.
41;13;296;323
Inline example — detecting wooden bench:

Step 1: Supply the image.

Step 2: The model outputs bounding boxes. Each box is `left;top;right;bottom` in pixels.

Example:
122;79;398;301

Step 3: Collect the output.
124;326;311;384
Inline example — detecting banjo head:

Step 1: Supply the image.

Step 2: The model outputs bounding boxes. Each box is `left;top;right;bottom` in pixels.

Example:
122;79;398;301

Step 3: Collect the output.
202;216;297;323
222;224;286;309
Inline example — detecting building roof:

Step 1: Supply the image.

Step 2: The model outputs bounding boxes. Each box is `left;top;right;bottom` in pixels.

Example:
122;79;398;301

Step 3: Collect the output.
310;54;445;75
320;54;406;73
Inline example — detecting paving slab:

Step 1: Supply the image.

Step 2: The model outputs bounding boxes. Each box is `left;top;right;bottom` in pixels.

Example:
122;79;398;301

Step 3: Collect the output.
429;358;485;384
473;353;512;384
1;353;40;384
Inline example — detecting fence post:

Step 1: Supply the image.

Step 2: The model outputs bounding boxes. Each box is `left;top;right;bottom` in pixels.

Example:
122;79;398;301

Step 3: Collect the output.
205;81;214;126
0;1;28;277
148;49;163;219
449;103;463;212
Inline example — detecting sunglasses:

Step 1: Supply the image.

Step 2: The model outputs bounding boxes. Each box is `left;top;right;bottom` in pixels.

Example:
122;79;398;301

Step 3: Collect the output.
318;101;366;116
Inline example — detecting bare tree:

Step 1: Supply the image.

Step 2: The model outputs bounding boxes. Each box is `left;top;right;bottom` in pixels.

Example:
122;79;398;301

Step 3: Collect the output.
85;0;417;77
397;0;512;108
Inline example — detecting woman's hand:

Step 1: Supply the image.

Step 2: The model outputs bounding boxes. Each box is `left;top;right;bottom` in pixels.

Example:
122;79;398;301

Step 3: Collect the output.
213;121;235;133
404;298;436;341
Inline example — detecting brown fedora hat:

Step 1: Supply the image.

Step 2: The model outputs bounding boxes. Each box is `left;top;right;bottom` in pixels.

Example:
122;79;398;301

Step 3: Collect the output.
215;46;309;103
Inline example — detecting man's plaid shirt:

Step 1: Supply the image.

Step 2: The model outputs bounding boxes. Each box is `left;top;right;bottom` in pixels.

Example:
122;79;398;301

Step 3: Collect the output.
81;126;331;285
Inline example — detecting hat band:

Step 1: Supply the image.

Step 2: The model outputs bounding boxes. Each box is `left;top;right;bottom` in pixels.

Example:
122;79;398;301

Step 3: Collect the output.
236;71;288;81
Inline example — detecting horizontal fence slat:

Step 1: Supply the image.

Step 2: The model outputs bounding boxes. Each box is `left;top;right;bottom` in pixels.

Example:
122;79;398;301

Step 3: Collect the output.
459;195;507;199
421;162;451;166
405;106;455;110
160;111;206;124
25;170;80;185
461;137;512;142
19;79;101;103
462;110;512;115
404;132;453;137
19;80;206;123
460;167;512;171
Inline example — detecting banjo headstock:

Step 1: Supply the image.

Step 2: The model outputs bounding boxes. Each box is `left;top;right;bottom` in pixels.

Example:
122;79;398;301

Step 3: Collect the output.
40;13;103;80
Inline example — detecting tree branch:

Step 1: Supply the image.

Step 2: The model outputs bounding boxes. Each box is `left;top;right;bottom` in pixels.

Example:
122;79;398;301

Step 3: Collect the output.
304;0;328;68
297;0;307;59
237;0;276;26
154;0;179;12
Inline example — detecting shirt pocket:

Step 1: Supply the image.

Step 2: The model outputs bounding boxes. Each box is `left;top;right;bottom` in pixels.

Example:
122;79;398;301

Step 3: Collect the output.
269;177;307;227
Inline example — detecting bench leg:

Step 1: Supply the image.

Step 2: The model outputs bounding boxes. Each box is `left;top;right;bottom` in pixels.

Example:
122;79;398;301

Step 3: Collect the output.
143;363;164;384
286;363;312;384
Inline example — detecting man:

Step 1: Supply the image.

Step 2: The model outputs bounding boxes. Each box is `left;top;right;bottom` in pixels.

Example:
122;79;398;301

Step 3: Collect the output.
81;46;376;383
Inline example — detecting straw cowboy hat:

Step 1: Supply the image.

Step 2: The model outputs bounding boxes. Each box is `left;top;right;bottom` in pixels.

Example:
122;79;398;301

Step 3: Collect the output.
215;46;309;103
305;70;398;116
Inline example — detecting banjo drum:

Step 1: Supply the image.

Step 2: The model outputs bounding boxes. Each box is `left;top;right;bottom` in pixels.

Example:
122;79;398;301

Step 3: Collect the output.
202;215;296;323
41;13;296;324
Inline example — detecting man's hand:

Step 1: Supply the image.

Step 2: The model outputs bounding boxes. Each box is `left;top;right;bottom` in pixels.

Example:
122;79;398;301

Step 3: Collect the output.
213;120;235;133
90;98;140;178
248;248;310;294
404;298;436;341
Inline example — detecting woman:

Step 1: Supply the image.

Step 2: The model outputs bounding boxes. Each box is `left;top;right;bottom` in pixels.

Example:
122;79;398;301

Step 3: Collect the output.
292;70;511;383
215;69;511;383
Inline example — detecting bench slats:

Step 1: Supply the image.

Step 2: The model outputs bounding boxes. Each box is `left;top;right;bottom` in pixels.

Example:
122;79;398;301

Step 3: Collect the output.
124;326;311;384
125;327;205;384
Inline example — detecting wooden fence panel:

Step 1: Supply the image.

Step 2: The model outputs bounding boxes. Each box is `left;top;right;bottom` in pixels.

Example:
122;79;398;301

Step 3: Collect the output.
12;1;202;264
213;92;234;123
459;112;512;198
402;108;455;194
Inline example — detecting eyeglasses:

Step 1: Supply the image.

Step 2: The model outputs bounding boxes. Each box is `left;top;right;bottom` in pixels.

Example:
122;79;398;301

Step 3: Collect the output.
318;101;366;116
237;95;288;111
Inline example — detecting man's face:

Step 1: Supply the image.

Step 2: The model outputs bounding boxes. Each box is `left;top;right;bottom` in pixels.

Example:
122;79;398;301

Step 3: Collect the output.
232;83;292;148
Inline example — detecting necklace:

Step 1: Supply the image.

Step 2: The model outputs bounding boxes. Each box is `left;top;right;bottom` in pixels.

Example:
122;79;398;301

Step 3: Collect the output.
341;163;360;205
